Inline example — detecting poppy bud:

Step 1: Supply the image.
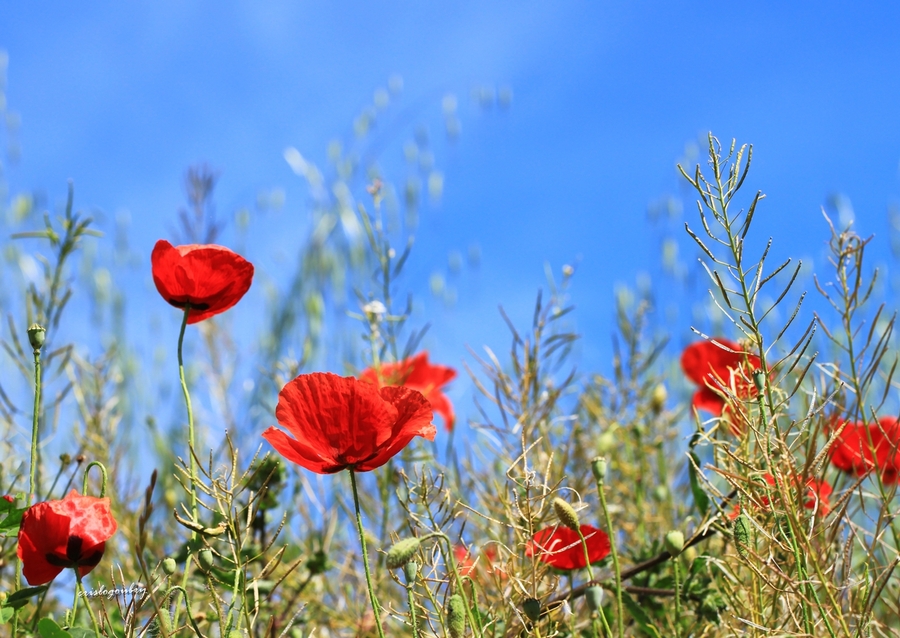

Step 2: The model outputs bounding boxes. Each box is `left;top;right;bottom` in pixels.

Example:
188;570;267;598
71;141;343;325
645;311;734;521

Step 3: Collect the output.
591;457;608;484
664;530;685;557
404;560;419;583
447;593;466;638
59;453;71;465
552;497;581;531
162;557;177;576
585;585;603;612
198;549;214;572
733;514;750;559
386;537;421;569
27;324;45;351
650;384;667;412
522;597;541;622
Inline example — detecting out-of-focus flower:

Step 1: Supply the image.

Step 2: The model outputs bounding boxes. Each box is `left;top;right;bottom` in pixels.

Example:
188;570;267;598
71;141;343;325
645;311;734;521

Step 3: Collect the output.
681;338;761;432
151;240;254;324
361;352;457;431
829;417;900;484
263;372;436;474
454;544;505;578
17;490;118;585
729;472;832;519
526;524;610;570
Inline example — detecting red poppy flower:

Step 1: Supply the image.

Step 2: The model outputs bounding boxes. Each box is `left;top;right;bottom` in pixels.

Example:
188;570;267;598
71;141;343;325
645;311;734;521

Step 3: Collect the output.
526;524;611;570
681;339;761;429
2;495;13;503
17;490;118;586
729;473;832;519
262;372;436;474
361;352;457;431
151;239;254;324
828;417;900;484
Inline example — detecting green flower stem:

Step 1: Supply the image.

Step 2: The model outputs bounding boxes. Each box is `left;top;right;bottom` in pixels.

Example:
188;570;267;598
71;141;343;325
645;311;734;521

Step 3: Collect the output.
173;307;198;632
82;461;108;497
349;469;386;638
594;475;624;638
177;307;199;528
75;571;103;637
672;559;681;637
576;529;601;638
165;585;206;637
28;344;42;506
405;575;420;638
438;534;484;636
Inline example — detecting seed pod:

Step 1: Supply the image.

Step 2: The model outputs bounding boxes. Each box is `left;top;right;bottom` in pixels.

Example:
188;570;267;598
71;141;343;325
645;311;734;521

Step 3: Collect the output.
552;497;581;531
665;530;685;557
585;585;604;612
733;514;750;559
198;548;215;572
27;324;45;350
386;537;421;569
404;560;419;584
591;457;608;484
447;593;466;638
162;557;177;576
522;597;541;622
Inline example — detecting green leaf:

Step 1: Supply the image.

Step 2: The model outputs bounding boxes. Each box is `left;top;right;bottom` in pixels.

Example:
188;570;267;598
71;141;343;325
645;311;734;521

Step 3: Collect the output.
66;628;98;638
0;506;26;536
688;451;709;516
620;589;661;638
0;606;14;624
7;585;48;609
37;617;68;638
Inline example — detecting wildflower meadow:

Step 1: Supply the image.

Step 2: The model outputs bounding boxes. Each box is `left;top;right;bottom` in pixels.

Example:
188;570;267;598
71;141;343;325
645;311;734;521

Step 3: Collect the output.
1;118;900;638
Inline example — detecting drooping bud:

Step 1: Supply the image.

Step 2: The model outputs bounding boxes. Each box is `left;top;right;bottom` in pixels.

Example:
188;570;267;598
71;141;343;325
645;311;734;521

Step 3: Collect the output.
664;530;685;557
447;593;466;638
585;585;604;612
198;549;214;572
27;324;45;351
552;497;581;531
162;557;177;576
157;608;173;634
522;597;541;622
591;457;608;484
386;537;421;569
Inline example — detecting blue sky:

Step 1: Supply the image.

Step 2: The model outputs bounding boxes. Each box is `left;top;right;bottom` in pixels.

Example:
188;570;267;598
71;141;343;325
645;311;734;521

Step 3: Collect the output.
2;3;900;435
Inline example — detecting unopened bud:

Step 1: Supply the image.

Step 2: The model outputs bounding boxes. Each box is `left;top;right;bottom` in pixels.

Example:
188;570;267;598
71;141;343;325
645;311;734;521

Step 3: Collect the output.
591;457;608;484
552;497;581;531
157;609;173;634
162;557;177;576
585;585;603;612
522;597;541;622
198;549;214;572
664;530;685;557
27;324;45;350
386;537;421;569
447;593;466;638
650;384;667;412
